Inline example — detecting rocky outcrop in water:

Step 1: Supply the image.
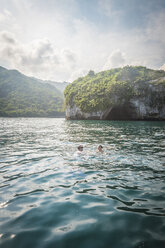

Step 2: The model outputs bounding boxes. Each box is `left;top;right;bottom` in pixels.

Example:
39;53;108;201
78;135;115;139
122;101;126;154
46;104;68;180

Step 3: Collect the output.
64;66;165;120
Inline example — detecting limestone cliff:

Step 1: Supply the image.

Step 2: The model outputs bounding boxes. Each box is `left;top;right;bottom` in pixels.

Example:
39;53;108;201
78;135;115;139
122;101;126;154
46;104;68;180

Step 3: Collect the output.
64;66;165;120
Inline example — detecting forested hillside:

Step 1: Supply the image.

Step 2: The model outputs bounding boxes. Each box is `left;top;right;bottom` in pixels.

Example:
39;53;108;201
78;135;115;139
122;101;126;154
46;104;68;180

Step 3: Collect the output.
0;66;65;117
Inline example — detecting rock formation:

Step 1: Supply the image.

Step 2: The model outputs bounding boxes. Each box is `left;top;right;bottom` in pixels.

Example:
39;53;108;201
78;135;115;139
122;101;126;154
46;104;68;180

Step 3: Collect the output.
64;66;165;120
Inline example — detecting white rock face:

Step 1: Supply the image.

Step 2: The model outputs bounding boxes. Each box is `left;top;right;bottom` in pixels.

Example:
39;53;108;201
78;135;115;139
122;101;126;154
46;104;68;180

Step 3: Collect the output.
66;105;103;119
129;83;165;119
131;99;159;118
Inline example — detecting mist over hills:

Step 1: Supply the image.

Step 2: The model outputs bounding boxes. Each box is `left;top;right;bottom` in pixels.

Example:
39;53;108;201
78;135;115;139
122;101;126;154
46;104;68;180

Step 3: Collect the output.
32;77;69;94
44;81;69;94
0;66;69;117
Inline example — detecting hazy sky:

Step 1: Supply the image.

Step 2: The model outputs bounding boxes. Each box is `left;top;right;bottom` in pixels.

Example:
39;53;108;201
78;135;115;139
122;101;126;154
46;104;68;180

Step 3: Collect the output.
0;0;165;82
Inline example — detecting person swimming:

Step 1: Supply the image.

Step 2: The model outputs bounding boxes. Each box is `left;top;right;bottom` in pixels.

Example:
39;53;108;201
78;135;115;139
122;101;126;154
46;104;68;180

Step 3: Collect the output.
97;145;104;153
74;145;84;156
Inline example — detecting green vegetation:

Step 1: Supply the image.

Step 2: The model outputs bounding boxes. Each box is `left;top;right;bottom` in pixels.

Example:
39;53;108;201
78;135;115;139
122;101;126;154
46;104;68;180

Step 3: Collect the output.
64;66;165;113
0;66;65;117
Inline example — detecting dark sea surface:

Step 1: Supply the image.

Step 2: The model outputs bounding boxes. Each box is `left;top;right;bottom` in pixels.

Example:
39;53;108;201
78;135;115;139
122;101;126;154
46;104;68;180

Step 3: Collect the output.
0;118;165;248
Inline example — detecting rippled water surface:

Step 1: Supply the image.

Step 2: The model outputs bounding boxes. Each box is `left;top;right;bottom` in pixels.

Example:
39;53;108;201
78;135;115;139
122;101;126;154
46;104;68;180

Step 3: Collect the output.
0;118;165;248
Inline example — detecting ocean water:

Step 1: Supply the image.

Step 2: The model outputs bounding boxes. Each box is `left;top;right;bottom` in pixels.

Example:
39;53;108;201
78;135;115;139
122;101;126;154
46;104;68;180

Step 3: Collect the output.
0;118;165;248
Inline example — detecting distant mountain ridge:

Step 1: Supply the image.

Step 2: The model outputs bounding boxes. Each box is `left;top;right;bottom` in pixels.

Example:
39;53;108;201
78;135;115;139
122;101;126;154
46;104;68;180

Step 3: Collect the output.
28;77;69;94
0;66;69;117
44;80;69;94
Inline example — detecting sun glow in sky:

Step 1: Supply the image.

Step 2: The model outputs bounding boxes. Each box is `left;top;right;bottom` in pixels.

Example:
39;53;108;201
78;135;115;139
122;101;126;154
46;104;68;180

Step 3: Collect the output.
0;0;165;82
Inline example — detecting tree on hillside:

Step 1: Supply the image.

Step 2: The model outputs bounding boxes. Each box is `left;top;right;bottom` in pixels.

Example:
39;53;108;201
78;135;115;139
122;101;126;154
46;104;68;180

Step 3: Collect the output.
87;70;95;77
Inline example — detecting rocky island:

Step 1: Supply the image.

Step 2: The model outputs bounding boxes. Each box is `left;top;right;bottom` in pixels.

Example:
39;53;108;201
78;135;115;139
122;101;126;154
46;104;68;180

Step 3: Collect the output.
64;66;165;120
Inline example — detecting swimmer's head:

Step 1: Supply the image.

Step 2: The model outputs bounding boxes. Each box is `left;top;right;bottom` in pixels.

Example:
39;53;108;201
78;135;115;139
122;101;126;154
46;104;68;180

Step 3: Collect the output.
98;145;103;152
78;145;83;151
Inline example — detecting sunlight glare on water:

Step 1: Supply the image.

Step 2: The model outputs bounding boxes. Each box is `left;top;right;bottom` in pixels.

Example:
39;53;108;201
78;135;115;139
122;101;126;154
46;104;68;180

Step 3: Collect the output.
0;118;165;248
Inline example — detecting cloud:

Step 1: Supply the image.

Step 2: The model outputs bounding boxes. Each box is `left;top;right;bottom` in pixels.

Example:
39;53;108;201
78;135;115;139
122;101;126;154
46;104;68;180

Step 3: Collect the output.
0;31;78;81
0;1;165;81
98;0;113;16
69;68;88;82
0;31;20;62
98;0;122;18
0;9;12;23
62;48;77;68
19;39;59;69
0;30;16;44
103;50;126;70
146;10;165;44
